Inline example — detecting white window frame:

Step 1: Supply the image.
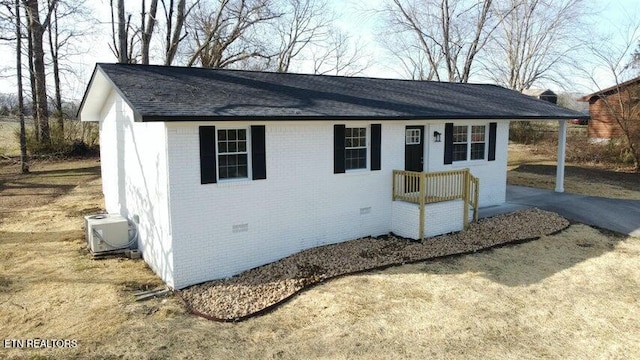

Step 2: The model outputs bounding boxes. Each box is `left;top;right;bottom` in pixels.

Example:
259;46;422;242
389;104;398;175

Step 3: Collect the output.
345;126;368;171
452;124;487;162
216;127;251;181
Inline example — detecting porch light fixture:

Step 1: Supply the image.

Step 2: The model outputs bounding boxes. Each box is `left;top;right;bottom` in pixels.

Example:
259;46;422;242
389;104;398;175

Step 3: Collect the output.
433;131;442;142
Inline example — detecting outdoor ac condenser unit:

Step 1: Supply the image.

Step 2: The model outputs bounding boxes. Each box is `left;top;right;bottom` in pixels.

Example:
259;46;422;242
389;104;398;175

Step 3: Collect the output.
84;214;129;254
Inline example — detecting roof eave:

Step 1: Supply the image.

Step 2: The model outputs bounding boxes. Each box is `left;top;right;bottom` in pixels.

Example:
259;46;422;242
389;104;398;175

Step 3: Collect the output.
580;75;640;101
139;114;587;122
78;64;144;122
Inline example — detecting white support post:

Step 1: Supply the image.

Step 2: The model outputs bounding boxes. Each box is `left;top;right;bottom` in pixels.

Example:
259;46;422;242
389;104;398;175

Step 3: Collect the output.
555;119;567;193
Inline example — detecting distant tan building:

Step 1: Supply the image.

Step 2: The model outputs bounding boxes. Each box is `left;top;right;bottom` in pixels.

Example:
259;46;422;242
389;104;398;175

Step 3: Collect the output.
522;89;558;104
579;77;640;141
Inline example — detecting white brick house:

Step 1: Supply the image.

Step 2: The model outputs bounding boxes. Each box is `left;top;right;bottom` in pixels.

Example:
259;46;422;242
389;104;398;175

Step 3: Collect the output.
79;64;584;289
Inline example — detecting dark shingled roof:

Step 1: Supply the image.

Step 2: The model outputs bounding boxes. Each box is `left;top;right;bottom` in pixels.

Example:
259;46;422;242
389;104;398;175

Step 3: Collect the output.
86;63;587;122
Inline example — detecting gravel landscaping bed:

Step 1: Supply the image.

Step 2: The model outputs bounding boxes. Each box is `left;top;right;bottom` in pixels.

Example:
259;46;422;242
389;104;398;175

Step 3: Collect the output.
178;208;569;321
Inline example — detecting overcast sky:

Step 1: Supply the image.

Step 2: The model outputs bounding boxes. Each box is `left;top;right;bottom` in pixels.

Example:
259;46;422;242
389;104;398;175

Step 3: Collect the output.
1;0;639;101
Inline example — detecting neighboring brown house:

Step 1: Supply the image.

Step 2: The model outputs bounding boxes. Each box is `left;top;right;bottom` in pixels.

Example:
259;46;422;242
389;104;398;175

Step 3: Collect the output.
580;76;640;141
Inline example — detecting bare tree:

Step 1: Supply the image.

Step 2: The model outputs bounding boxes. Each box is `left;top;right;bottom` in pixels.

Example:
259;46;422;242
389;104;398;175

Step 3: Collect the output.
14;0;28;172
160;0;199;65
26;10;38;139
23;0;58;143
380;25;442;80
0;1;16;41
312;27;370;76
109;0;131;63
381;0;502;82
582;22;640;171
484;0;586;91
273;0;331;73
46;0;92;132
186;0;279;68
140;0;158;64
1;0;28;170
46;0;62;130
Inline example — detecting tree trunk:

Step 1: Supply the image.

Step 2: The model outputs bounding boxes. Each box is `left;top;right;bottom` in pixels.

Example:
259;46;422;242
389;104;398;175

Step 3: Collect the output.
164;0;188;65
47;0;63;133
16;0;29;173
24;0;50;143
26;17;39;141
141;0;158;64
118;0;128;63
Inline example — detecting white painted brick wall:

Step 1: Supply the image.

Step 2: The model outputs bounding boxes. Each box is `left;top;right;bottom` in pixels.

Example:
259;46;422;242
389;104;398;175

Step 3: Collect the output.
391;200;470;240
99;114;510;289
166;121;401;288
98;91;175;287
391;201;420;239
163;120;506;288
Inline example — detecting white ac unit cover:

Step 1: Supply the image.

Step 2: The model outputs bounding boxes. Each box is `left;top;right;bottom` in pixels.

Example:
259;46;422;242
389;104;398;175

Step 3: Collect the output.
84;214;129;253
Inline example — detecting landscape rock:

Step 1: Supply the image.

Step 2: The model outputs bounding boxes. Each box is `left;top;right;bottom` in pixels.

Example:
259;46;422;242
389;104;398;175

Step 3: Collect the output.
178;208;569;321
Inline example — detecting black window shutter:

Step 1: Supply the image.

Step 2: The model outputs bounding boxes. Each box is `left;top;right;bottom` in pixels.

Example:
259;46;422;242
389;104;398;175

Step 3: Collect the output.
488;122;497;161
251;125;267;180
334;125;345;174
444;123;454;165
370;124;382;171
199;126;217;184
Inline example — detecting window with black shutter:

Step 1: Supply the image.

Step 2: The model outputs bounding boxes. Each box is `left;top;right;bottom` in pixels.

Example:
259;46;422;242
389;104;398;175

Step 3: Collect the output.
444;122;497;164
199;125;267;183
334;124;382;173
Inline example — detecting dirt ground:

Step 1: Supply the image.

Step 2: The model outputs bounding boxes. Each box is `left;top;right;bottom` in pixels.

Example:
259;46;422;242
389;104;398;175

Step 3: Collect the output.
1;159;639;359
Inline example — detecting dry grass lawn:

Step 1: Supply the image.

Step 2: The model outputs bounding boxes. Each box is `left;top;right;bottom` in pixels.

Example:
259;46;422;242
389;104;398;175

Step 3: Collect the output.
1;159;639;359
508;143;640;200
0;120;20;155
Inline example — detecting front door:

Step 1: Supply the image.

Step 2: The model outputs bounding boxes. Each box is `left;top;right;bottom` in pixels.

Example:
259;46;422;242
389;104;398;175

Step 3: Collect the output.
404;126;424;194
405;126;424;172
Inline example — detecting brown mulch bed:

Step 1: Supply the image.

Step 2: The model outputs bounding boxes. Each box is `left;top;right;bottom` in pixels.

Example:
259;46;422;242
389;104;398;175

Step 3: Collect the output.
177;208;569;321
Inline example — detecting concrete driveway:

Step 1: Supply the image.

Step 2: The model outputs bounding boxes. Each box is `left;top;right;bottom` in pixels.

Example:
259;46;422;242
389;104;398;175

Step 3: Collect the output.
479;185;640;237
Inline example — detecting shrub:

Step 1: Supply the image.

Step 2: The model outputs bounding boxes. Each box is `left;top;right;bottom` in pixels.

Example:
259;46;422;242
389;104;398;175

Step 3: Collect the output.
509;121;554;144
565;136;636;167
16;119;99;157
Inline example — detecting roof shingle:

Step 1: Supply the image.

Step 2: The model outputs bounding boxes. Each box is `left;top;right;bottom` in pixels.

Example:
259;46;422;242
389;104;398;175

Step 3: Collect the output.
88;63;586;121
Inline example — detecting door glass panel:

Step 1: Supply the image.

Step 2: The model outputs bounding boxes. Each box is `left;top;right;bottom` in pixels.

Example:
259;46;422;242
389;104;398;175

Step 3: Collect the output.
406;129;421;145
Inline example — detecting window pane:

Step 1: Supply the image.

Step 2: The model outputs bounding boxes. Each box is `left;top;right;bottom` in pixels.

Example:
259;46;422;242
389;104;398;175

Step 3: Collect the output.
453;144;467;162
453;126;467;143
471;126;485;142
471;143;485;160
217;130;249;180
345;148;366;170
218;141;228;153
218;154;248;179
406;129;421;145
237;165;248;177
219;166;228;179
356;148;366;168
345;127;367;170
